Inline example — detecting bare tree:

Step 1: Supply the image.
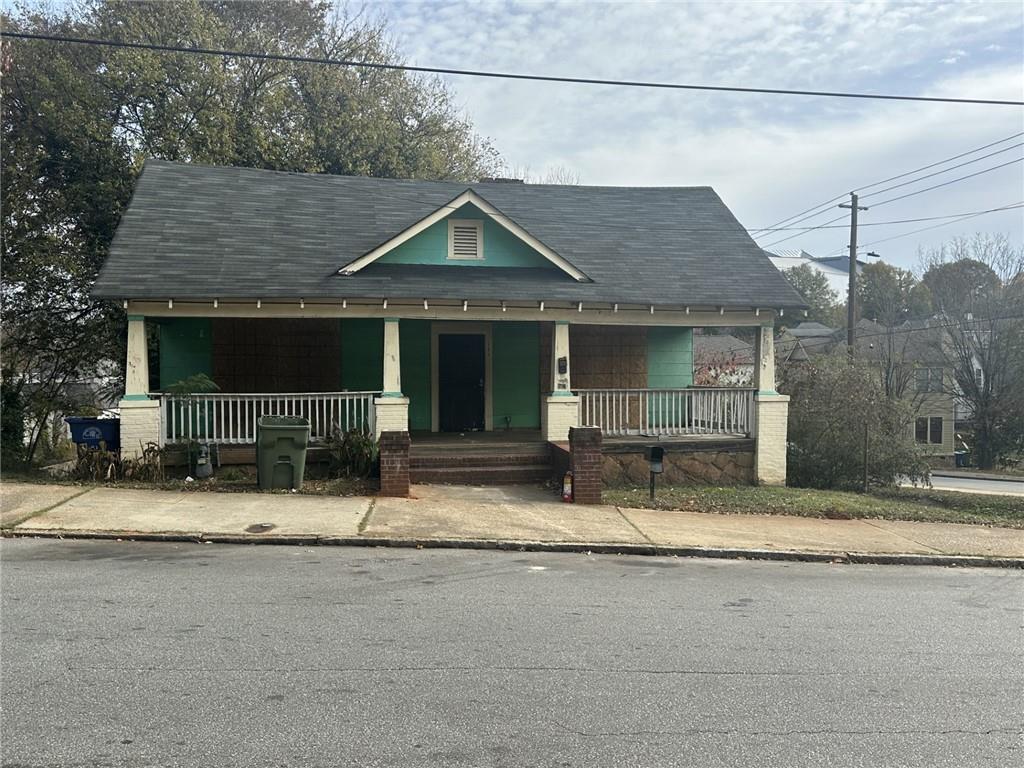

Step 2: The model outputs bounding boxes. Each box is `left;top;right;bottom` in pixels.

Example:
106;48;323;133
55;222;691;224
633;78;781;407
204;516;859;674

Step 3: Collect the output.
919;234;1024;469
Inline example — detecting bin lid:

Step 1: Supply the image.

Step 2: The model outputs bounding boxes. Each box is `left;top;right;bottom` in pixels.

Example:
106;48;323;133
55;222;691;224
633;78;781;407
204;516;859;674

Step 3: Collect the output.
257;415;310;429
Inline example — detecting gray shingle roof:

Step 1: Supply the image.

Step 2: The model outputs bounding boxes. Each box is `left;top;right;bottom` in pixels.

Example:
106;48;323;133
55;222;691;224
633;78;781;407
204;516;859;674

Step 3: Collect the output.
93;159;807;309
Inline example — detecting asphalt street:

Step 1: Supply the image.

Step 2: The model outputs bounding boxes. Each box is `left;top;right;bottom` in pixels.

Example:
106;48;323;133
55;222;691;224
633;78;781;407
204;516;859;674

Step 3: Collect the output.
927;474;1024;497
1;539;1021;768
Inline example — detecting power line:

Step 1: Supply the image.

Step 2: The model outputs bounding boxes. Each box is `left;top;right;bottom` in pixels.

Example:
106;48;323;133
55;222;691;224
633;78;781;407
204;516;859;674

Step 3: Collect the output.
749;131;1024;234
859;142;1023;201
867;157;1023;208
761;158;1023;249
3;30;1024;106
854;201;1024;251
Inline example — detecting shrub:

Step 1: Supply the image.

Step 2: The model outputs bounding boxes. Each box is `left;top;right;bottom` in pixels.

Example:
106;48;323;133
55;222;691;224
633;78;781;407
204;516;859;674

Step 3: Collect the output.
326;425;379;478
781;357;929;491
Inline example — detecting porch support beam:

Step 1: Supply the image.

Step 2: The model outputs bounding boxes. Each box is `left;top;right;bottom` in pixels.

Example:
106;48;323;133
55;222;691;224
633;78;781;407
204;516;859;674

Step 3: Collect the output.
124;315;150;400
375;317;409;438
381;318;403;397
752;322;788;485
120;314;161;457
754;322;776;394
550;320;572;395
544;321;580;441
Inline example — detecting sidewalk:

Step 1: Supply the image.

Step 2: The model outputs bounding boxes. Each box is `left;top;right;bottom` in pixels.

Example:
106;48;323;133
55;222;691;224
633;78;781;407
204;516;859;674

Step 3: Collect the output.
3;481;1023;567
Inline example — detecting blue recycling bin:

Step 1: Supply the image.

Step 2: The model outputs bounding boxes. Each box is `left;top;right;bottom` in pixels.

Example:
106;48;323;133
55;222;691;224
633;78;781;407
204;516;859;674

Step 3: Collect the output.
65;417;121;452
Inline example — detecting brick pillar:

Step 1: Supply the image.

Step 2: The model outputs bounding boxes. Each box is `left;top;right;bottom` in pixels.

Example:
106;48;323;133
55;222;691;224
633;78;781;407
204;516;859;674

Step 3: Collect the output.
754;393;790;486
569;426;602;504
379;430;411;497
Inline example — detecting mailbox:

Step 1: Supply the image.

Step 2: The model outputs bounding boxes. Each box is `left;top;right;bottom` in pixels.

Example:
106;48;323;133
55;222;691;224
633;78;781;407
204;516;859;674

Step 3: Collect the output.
645;445;665;474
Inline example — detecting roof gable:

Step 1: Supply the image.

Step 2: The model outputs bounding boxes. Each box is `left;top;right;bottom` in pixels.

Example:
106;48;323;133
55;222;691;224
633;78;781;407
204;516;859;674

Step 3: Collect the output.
338;189;589;281
375;202;558;270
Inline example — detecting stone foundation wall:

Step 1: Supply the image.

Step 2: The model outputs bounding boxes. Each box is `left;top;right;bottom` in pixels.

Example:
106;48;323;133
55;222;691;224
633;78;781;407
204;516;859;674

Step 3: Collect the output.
601;440;755;487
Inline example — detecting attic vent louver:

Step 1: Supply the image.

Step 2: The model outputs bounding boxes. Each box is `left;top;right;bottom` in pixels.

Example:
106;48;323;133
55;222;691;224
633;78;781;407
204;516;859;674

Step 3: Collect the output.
448;219;483;260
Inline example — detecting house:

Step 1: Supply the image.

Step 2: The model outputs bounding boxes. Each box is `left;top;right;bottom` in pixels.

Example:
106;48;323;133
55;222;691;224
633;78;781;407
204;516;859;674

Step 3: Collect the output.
693;333;754;386
775;322;840;364
764;248;865;299
778;317;956;461
92;159;806;495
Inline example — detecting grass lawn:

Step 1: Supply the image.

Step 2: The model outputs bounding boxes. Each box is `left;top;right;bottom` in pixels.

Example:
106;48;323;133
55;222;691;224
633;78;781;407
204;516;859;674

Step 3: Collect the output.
604;484;1024;529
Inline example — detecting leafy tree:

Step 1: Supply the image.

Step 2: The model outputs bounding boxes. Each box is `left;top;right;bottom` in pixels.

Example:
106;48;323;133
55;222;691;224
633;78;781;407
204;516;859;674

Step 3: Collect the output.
781;264;842;327
858;262;931;325
1;0;502;465
919;235;1024;469
780;356;929;490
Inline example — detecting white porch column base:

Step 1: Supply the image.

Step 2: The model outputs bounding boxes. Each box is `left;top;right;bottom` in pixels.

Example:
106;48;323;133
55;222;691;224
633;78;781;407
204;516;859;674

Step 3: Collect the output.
754;393;789;486
118;398;161;458
374;397;410;440
542;395;580;442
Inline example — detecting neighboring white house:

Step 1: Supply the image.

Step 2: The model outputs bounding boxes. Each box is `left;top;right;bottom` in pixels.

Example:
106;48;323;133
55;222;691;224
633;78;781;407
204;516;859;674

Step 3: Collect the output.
763;248;865;300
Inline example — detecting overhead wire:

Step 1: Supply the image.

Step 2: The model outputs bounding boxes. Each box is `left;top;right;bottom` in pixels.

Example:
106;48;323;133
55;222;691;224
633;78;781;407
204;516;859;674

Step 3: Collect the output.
749;131;1024;234
3;30;1023;106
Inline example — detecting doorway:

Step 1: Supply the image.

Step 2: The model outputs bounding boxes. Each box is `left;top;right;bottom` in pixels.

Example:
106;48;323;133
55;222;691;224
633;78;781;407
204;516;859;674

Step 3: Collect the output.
438;334;485;431
431;322;493;432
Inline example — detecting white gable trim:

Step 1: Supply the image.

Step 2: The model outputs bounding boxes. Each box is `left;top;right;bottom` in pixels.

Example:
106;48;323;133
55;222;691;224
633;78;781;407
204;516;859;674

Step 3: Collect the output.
336;189;590;282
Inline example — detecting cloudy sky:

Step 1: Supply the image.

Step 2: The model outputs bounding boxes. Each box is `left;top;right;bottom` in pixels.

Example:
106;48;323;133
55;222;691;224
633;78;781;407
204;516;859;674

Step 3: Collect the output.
379;0;1023;271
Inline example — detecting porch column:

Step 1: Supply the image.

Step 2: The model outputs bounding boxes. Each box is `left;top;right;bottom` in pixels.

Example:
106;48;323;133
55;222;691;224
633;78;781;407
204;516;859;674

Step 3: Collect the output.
543;321;580;442
124;315;150;399
374;318;409;439
753;322;776;394
119;315;161;457
752;323;789;485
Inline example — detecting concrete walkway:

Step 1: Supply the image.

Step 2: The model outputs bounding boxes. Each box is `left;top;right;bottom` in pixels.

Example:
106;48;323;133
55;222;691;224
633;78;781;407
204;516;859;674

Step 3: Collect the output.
3;481;1023;565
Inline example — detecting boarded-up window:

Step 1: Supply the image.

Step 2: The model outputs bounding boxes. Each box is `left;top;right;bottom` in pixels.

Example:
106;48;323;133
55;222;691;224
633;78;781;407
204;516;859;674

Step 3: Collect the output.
211;318;341;393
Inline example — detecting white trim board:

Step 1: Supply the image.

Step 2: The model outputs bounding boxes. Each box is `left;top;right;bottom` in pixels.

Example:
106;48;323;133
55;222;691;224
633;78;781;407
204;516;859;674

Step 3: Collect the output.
430;321;494;433
336;189;590;282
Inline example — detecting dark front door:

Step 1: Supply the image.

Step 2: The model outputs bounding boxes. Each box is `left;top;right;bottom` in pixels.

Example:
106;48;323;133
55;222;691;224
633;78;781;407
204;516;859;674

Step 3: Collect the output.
438;334;485;432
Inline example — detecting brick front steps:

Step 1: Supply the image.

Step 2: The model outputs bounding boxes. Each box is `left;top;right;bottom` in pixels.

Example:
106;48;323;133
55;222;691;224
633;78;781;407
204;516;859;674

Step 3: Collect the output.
409;441;553;485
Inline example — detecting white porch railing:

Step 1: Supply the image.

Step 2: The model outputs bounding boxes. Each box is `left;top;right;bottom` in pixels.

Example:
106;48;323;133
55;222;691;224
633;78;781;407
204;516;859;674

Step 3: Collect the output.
160;391;378;444
577;388;755;437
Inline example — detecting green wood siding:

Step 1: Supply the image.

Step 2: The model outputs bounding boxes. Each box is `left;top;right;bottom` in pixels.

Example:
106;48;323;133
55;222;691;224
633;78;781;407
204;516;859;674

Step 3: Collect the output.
340;319;383;392
158;318;212;390
493;322;541;428
400;320;431;431
647;327;694;388
376;203;553;269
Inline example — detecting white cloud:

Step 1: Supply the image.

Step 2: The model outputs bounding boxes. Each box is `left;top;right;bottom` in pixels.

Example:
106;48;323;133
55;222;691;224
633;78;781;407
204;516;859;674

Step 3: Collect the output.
380;0;1024;268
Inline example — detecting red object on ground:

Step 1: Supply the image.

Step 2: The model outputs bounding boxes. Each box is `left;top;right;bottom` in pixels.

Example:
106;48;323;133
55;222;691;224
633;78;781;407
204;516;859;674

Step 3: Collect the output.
561;471;574;503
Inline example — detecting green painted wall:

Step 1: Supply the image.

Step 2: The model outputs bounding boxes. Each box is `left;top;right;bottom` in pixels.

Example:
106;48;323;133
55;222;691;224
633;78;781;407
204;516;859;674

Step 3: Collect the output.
158;318;212;390
401;320;431;431
340;319;383;392
377;203;553;269
493;322;541;428
647;327;694;388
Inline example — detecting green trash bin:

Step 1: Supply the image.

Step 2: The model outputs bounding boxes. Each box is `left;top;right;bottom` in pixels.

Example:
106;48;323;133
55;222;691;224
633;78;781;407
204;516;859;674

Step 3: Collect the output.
256;416;311;490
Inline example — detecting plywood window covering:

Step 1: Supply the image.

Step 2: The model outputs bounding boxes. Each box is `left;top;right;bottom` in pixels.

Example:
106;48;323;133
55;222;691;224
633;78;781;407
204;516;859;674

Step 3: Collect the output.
448;219;484;260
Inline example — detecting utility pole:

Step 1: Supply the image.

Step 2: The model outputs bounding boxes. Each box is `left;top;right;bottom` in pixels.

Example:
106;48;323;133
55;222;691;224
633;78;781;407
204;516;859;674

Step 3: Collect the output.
839;192;868;356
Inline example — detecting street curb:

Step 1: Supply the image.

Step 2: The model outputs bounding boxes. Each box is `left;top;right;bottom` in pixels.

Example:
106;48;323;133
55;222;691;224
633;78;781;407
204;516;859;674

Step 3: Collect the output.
4;528;1022;569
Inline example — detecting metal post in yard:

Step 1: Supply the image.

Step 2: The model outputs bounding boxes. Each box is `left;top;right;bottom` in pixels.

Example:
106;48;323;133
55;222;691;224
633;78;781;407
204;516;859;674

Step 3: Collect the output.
863;420;869;493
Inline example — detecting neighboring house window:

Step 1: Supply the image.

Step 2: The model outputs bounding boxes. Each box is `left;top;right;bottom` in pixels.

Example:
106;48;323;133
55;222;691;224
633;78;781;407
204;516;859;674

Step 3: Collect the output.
915;367;943;393
915;417;944;445
447;219;483;260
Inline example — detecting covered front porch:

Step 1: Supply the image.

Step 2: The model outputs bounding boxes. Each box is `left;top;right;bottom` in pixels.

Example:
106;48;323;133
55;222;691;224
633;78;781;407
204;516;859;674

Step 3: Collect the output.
119;300;788;486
